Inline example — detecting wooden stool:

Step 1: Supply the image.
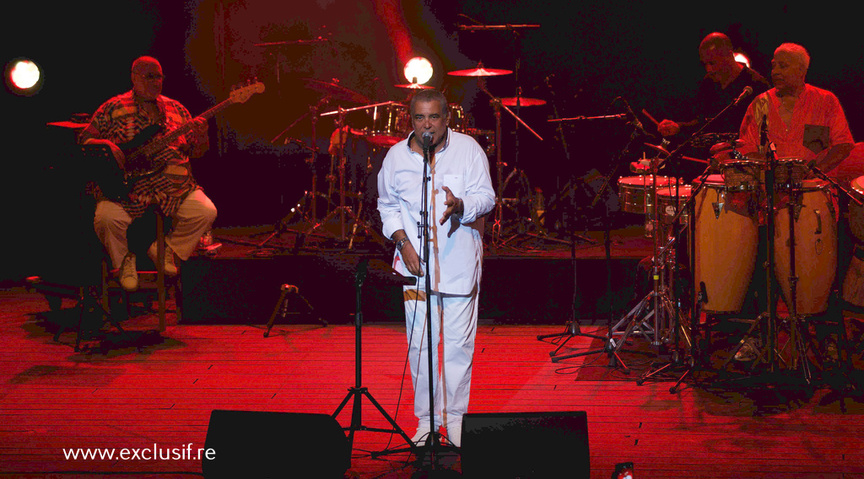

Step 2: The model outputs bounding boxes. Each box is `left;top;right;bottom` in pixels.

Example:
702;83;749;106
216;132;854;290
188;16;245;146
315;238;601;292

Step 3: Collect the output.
101;214;180;331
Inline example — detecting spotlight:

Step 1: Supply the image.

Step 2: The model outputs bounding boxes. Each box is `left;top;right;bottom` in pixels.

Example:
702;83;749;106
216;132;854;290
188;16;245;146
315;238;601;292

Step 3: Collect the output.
403;56;433;85
6;58;43;96
733;51;751;68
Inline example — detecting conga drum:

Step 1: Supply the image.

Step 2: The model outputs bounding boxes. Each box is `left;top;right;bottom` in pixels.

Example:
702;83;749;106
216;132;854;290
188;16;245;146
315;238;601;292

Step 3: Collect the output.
694;175;759;313
843;176;864;307
774;179;837;316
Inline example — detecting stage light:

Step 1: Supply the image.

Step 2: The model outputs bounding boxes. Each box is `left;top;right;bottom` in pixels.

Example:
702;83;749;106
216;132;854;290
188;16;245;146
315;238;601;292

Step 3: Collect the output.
403;56;433;85
734;51;751;68
6;58;43;96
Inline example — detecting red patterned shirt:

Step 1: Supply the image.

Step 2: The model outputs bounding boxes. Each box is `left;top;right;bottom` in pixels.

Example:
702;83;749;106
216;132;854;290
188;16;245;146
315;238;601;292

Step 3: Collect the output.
79;90;204;218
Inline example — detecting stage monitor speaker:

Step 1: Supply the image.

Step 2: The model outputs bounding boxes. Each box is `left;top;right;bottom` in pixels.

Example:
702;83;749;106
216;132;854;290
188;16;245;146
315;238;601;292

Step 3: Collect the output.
460;411;589;478
202;410;350;479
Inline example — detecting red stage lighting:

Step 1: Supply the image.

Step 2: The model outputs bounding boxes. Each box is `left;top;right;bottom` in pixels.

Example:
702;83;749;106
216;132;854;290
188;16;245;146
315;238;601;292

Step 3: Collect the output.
6;58;43;96
403;56;433;85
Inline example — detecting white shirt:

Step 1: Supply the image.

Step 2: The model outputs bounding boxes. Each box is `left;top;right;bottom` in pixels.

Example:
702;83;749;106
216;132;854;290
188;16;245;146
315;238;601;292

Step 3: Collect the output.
377;129;495;294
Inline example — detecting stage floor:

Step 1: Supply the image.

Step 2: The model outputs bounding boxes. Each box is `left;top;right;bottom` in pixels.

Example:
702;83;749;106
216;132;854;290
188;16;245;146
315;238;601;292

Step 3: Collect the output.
2;286;864;478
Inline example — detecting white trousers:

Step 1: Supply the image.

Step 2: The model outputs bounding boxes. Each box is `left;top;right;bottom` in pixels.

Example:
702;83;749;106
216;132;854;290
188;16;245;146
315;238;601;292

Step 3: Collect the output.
94;189;217;269
404;287;478;430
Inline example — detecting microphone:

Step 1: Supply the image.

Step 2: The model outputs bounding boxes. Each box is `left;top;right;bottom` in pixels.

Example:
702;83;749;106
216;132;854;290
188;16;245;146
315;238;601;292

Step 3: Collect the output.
733;86;754;106
422;131;433;152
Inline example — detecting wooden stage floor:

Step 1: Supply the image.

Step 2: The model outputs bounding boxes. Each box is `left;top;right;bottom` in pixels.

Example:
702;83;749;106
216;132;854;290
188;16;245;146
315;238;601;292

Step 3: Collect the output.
3;285;864;478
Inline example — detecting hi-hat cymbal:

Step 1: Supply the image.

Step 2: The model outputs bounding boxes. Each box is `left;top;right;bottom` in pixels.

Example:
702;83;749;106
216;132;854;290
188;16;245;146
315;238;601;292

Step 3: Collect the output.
302;78;369;104
394;83;434;90
448;66;512;77
500;97;546;107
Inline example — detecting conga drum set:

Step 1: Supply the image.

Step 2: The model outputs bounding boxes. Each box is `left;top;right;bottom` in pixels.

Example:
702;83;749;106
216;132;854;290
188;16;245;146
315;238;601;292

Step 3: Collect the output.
621;135;856;384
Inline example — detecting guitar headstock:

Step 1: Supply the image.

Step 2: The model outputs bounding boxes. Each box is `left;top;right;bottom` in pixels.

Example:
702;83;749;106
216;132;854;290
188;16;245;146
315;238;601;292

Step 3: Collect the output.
229;79;266;104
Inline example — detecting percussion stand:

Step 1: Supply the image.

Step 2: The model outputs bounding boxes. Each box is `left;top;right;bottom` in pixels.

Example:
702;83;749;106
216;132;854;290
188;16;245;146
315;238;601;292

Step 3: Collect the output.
807;162;862;380
638;167;713;390
608;156;679;359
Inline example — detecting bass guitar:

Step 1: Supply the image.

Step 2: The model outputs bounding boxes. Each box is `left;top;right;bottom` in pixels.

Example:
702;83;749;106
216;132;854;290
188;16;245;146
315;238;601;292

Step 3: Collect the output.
95;81;265;199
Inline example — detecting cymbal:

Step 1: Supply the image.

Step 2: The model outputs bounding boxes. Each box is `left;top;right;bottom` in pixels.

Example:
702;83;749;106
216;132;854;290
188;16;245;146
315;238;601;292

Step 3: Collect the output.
394;83;434;90
500;97;546;107
448;66;512;77
302;78;369;104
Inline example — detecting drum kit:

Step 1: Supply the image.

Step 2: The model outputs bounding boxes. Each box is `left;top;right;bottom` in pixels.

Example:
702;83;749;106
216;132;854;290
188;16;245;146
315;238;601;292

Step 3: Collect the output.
623;135;864;387
258;47;551;251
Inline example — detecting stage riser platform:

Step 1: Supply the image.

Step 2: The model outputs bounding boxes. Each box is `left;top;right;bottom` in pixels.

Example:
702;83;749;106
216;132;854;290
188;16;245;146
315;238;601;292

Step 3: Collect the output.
180;255;641;324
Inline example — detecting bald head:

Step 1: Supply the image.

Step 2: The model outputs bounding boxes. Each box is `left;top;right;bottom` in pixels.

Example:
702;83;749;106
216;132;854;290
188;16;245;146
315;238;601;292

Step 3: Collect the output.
130;56;164;101
698;33;741;88
699;32;734;55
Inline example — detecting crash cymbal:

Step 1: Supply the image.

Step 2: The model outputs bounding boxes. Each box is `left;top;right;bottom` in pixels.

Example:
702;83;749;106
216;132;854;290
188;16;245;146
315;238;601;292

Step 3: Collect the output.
448;66;512;77
394;83;435;90
500;97;546;107
302;78;369;104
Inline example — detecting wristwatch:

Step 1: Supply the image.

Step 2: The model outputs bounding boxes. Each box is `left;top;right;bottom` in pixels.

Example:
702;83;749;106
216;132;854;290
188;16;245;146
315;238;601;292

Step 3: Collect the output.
395;237;409;252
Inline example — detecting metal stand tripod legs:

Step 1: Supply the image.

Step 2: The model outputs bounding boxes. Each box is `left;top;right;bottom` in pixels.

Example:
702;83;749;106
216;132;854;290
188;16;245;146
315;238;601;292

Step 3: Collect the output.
331;260;416;458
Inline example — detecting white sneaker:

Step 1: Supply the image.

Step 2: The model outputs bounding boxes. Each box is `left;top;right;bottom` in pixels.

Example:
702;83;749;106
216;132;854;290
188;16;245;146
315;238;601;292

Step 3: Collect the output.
411;425;431;445
148;241;177;276
119;253;138;292
446;423;462;448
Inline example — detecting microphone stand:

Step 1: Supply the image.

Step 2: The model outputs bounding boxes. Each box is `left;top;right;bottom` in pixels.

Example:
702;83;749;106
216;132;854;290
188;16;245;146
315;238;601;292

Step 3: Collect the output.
538;106;640;369
415;134;459;474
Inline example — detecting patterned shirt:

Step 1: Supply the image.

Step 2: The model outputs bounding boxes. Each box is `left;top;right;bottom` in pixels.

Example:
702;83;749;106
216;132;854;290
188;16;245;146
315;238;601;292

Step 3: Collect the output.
739;84;854;166
78;90;203;218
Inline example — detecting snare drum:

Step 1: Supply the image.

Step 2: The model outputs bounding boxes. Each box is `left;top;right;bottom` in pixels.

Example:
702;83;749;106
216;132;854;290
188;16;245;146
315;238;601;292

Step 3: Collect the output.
617;175;678;215
694;174;759;314
366;102;408;147
774;179;837;316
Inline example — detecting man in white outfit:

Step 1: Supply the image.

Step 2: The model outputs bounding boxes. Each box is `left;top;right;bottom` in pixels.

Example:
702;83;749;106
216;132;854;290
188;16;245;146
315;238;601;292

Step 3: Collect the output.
377;90;495;448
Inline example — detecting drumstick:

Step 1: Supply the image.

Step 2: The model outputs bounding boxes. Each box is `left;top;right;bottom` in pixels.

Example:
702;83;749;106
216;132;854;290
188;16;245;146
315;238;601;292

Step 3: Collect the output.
682;155;709;164
641;108;661;127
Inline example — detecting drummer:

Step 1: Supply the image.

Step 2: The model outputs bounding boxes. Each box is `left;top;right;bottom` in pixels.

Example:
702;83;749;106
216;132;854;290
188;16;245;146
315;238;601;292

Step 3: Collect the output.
656;32;771;180
737;43;854;173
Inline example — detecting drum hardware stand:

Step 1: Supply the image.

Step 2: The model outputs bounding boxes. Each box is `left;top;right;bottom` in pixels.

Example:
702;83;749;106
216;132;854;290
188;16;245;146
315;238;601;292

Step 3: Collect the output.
475;77;544;248
257;96;331;250
306;108;387;249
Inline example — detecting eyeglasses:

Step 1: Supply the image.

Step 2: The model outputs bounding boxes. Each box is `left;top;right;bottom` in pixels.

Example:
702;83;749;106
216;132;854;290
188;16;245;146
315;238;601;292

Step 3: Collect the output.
135;72;165;81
